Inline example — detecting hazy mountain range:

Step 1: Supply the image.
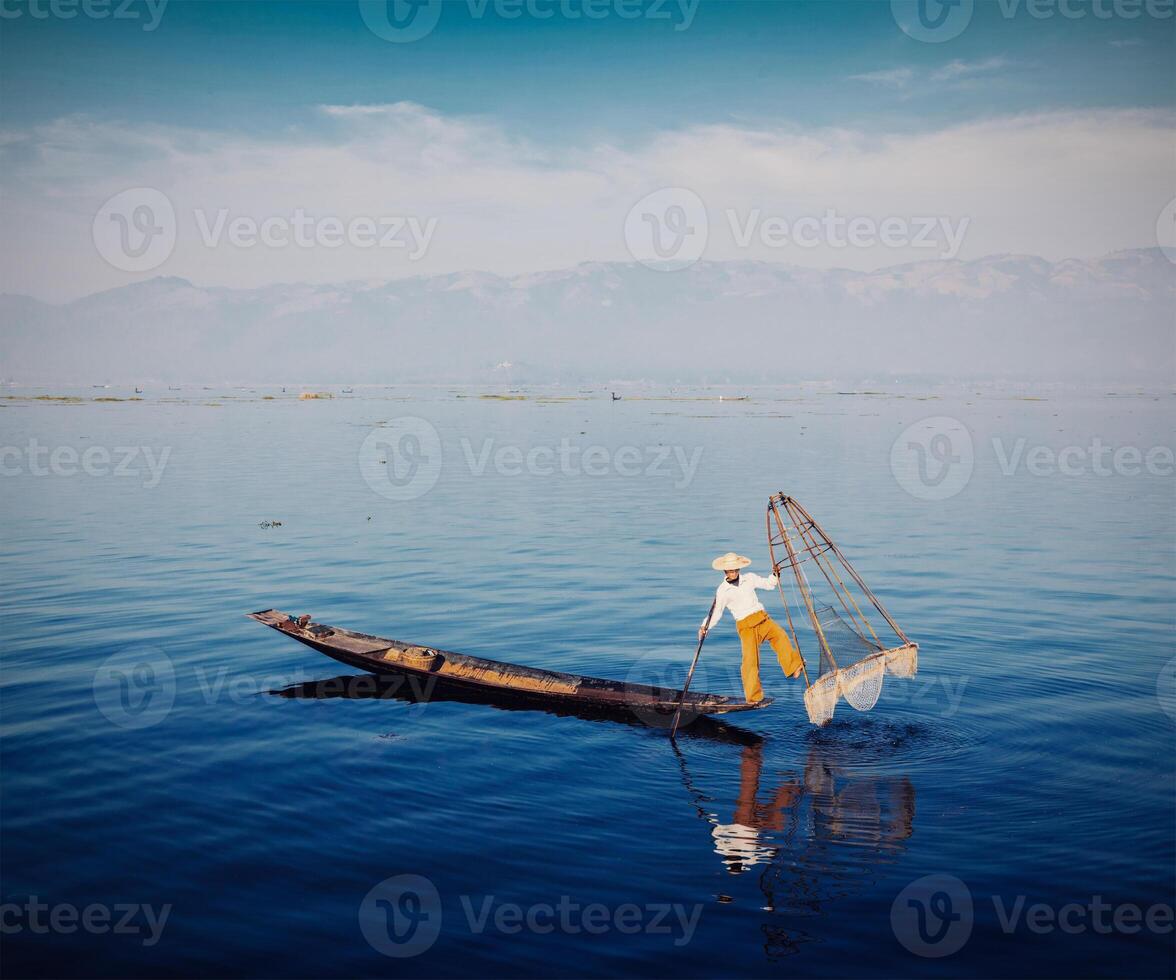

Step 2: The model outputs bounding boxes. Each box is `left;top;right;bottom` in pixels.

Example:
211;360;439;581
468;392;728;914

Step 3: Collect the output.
1;250;1172;384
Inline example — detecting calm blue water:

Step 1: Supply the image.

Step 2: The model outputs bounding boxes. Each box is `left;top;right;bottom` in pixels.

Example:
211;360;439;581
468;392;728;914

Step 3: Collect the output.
1;384;1173;978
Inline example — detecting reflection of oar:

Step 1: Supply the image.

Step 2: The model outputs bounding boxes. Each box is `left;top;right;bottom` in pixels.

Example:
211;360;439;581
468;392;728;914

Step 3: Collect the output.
670;598;717;739
669;738;715;820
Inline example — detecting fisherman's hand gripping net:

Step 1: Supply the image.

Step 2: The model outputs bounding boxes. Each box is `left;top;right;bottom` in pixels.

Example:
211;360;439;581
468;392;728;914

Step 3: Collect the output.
767;494;918;726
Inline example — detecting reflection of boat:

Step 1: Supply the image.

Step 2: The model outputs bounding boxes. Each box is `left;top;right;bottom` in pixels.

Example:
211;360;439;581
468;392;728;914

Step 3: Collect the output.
248;609;773;717
272;672;765;746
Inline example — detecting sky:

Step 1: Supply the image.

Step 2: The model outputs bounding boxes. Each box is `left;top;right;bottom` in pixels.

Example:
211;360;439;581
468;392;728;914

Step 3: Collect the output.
1;0;1173;301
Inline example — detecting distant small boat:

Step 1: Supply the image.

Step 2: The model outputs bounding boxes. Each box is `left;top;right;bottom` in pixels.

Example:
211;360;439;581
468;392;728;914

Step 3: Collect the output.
719;395;749;401
611;392;622;401
92;384;109;389
342;387;354;394
134;387;143;394
168;386;181;391
248;609;770;717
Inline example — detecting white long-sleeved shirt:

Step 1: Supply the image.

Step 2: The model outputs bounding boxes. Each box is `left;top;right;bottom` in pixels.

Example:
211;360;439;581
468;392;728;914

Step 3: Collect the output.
702;573;779;630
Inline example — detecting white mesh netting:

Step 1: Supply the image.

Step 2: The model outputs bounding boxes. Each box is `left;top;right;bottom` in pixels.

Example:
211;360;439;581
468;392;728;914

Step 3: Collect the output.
884;643;918;679
803;672;839;726
803;647;917;725
837;656;886;712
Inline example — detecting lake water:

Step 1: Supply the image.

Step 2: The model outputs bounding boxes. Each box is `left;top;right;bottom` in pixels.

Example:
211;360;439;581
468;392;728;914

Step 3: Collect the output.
1;383;1172;978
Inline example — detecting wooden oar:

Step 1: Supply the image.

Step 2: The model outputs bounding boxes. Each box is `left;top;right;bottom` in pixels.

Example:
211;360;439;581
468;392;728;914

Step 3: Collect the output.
670;598;717;739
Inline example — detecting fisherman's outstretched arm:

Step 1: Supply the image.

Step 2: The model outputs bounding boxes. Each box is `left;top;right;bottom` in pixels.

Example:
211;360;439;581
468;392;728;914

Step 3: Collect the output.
748;571;780;589
700;590;727;634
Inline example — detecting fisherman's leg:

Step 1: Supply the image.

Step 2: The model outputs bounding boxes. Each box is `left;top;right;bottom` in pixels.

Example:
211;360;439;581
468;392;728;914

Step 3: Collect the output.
762;617;803;679
738;627;764;703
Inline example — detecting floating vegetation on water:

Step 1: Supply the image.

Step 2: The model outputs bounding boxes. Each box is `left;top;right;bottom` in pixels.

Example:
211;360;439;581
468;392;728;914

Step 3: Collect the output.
258;520;283;529
479;393;527;400
299;392;333;400
93;397;142;402
4;395;85;403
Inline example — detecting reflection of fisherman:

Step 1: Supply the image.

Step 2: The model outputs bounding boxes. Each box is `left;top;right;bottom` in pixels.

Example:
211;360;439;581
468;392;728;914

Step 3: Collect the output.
699;552;802;704
710;743;800;875
705;742;917;877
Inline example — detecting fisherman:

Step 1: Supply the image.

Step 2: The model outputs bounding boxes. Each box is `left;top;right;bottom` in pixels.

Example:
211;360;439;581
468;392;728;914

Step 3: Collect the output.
699;552;803;704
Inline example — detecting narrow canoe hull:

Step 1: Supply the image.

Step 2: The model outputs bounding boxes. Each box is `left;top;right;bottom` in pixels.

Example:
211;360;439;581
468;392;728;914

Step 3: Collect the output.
247;609;771;717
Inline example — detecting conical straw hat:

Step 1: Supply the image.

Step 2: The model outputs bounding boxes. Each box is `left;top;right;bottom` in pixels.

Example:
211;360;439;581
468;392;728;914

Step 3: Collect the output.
712;552;752;571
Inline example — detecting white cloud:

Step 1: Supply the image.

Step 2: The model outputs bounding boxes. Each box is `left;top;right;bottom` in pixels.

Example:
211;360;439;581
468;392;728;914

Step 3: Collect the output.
930;57;1010;82
849;67;916;88
1;103;1172;301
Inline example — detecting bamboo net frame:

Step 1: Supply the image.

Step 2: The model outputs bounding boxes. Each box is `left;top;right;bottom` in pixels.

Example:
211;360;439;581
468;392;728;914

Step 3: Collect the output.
766;493;918;725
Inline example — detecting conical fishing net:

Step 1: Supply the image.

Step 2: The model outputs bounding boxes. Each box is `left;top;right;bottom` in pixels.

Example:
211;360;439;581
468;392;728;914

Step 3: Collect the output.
803;672;839;726
766;494;918;726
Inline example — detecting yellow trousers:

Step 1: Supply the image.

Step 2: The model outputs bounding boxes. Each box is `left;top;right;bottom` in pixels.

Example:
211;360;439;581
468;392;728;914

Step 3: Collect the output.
736;610;802;703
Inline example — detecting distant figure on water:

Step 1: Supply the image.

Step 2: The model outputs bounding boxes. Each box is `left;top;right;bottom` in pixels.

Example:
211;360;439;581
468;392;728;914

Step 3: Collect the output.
700;552;802;704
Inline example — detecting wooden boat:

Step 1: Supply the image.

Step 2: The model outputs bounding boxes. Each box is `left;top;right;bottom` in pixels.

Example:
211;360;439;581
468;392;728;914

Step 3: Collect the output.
248;609;771;717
